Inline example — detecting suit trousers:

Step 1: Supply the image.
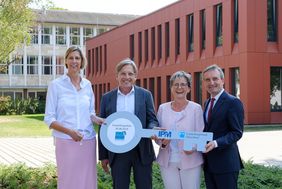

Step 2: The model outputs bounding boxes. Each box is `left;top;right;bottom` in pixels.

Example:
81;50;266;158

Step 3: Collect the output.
204;170;239;189
111;147;152;189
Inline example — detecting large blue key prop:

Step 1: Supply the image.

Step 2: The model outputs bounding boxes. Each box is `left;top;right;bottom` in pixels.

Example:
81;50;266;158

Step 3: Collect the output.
100;111;213;153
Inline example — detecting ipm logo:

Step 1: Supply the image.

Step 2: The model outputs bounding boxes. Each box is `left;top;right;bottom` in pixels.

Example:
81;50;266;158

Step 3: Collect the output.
158;131;172;138
115;131;126;140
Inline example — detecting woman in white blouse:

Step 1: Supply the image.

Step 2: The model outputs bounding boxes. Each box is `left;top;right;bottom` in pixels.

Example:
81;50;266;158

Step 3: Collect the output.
44;46;104;189
156;71;205;189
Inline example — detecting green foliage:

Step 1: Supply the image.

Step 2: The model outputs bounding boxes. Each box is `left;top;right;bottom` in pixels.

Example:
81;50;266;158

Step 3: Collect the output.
0;162;281;189
0;97;44;115
238;161;282;189
0;0;34;65
0;96;11;114
0;163;57;189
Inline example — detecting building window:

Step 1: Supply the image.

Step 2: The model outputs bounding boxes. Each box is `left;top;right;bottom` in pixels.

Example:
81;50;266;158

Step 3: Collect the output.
41;26;52;45
56;56;64;75
165;22;170;59
175;18;180;55
70;27;80;45
149;77;155;99
157;77;161;108
143;78;147;89
230;68;240;98
130;34;134;61
30;27;38;44
37;91;47;101
138;32;142;66
87;49;91;75
136;79;141;86
28;92;36;99
99;46;102;74
151;27;156;62
12;57;23;74
267;0;277;42
195;72;202;105
83;28;93;45
270;67;282;111
3;92;14;99
92;49;95;74
215;4;223;46
201;10;206;49
145;29;149;64
104;44;107;73
166;75;171;102
95;47;99;74
97;28;106;35
56;26;66;45
42;56;52;75
157;24;162;61
15;92;23;100
233;0;239;43
27;56;38;75
188;14;194;52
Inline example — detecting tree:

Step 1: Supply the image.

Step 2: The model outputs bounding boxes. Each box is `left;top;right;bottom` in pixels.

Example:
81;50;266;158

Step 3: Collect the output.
0;0;34;72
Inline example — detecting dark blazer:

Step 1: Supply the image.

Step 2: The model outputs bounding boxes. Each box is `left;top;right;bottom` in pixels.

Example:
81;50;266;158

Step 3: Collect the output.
98;85;158;165
203;90;244;174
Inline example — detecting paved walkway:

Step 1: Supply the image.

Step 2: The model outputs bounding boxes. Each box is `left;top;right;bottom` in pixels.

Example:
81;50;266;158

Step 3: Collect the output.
0;131;281;168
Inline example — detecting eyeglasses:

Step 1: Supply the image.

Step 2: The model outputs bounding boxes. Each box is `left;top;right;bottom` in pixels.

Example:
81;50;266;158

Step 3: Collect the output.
172;83;188;88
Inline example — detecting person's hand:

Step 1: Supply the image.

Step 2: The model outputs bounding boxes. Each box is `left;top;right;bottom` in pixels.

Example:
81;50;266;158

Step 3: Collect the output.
184;146;197;155
160;139;170;148
204;141;216;153
101;159;110;174
68;129;83;142
184;149;195;155
151;127;166;141
91;115;105;125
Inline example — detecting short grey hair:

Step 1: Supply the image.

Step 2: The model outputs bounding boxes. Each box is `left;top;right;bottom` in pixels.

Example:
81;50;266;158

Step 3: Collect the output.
170;71;192;88
115;58;138;74
203;64;224;79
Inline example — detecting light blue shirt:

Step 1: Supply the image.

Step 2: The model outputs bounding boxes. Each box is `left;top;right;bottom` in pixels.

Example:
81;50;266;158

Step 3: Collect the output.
44;74;96;139
117;87;135;113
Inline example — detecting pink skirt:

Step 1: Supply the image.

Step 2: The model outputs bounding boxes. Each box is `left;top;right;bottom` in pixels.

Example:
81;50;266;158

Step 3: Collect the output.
55;138;97;189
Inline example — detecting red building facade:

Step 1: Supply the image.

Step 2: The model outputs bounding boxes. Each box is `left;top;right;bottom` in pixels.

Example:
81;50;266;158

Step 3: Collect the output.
86;0;282;124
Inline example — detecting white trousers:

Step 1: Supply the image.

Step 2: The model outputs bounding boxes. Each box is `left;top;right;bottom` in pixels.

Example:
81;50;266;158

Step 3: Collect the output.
160;162;202;189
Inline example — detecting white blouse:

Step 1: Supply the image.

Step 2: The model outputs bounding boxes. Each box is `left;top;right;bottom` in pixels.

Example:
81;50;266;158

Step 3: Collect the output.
44;74;96;139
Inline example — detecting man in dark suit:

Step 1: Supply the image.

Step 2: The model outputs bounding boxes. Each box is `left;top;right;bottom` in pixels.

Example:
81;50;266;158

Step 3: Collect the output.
98;58;158;189
202;64;244;189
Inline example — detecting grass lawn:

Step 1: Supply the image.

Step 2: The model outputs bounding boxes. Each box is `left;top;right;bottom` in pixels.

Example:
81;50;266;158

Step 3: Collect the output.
0;114;51;137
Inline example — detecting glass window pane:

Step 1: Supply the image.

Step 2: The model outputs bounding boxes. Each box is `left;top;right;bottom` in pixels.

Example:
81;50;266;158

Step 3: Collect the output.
270;67;282;111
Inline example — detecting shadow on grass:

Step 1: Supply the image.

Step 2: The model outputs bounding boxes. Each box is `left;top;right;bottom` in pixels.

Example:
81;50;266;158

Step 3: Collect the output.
24;115;44;121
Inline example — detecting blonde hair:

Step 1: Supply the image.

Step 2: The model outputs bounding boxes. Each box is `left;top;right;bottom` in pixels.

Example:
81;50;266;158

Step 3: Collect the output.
64;46;87;69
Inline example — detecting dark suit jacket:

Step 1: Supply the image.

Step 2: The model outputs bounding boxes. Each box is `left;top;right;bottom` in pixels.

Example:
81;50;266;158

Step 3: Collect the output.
98;85;158;166
203;90;244;174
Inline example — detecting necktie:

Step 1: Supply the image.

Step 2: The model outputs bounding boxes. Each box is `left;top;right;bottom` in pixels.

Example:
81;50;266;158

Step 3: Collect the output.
208;98;215;122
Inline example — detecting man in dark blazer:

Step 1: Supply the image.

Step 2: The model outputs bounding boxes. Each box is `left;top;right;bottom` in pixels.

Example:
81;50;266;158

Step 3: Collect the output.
98;58;158;189
202;64;244;189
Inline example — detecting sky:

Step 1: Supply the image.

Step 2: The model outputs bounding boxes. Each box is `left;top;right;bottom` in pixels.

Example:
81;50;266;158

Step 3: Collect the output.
47;0;178;15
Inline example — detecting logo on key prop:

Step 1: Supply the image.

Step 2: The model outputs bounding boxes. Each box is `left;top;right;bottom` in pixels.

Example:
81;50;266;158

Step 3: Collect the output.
115;131;126;140
178;131;185;139
158;131;172;138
